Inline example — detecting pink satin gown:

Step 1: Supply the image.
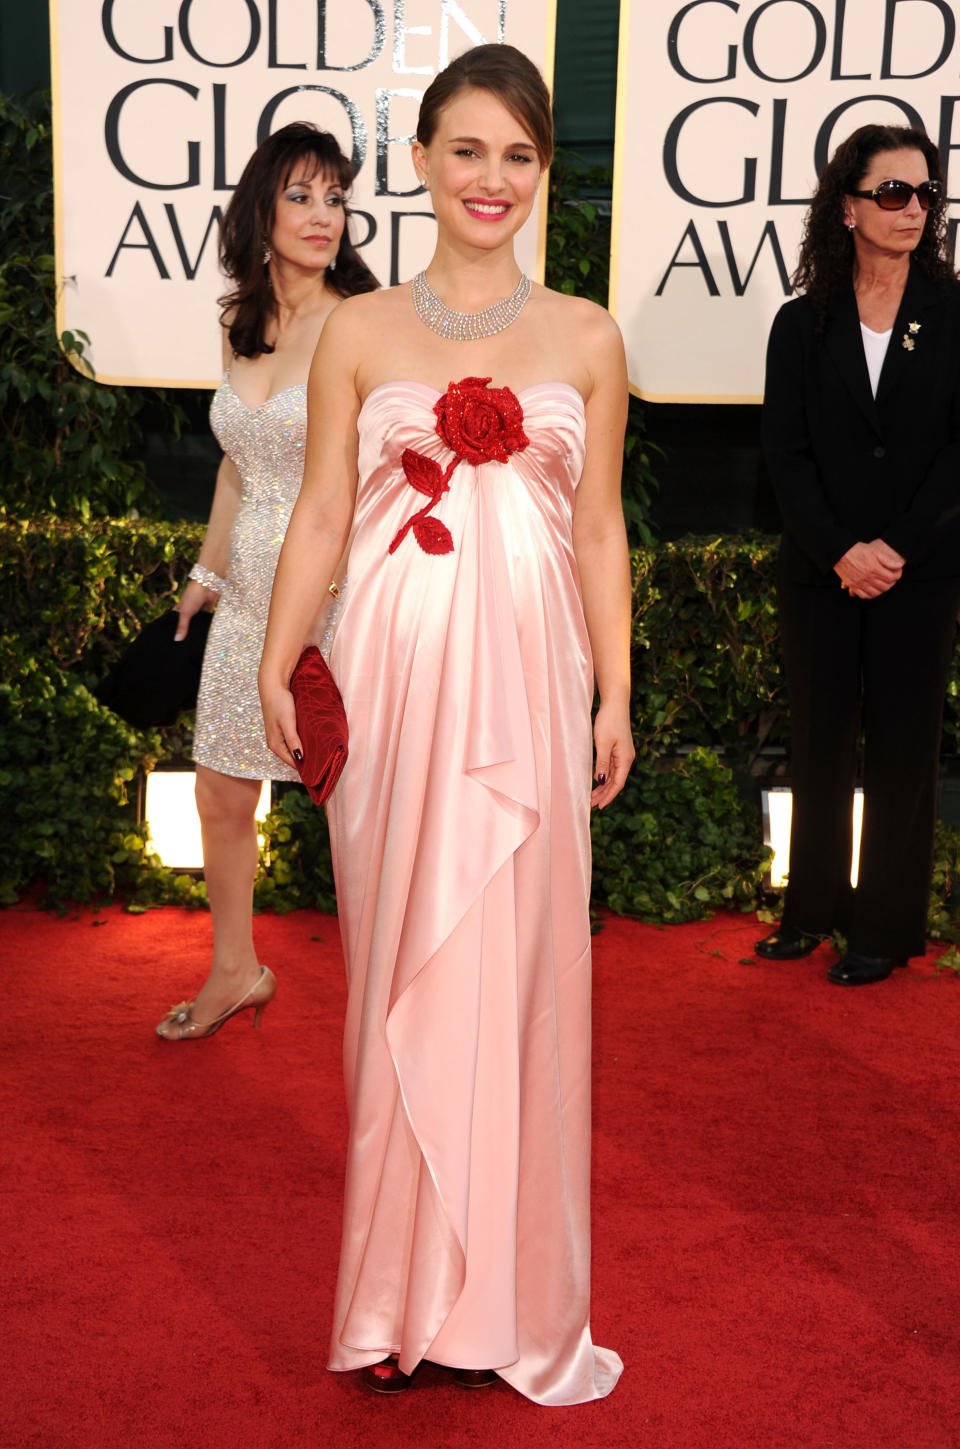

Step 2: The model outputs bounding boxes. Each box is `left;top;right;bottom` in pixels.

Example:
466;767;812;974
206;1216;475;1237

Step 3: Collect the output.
325;379;622;1406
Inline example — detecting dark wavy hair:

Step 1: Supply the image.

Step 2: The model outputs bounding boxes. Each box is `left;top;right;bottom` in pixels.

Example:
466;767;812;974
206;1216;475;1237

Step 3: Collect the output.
219;122;379;358
793;124;955;324
417;43;553;168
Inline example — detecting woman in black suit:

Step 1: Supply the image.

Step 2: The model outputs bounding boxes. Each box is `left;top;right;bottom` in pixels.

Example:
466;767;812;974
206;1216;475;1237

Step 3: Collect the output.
758;124;960;985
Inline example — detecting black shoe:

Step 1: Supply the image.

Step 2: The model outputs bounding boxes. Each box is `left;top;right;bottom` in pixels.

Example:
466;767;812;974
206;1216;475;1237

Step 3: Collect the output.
754;926;821;960
827;952;906;986
452;1369;498;1388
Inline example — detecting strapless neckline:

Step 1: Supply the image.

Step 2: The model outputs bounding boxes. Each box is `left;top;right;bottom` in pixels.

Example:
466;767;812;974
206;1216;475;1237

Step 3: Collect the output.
359;378;586;421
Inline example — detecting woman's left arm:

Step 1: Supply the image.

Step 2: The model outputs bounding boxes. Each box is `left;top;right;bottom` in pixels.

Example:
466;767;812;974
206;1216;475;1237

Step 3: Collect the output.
573;307;635;809
881;291;960;564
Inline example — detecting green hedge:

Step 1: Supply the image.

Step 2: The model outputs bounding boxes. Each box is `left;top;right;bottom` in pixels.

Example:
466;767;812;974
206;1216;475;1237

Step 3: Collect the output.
0;92;188;522
633;537;784;766
3;519;959;933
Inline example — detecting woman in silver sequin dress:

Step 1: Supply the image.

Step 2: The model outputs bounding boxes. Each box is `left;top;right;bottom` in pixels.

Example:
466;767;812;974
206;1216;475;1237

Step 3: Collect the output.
156;124;378;1040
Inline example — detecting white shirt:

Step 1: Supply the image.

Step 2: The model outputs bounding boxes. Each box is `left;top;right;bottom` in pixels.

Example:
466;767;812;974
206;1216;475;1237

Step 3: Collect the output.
860;323;892;398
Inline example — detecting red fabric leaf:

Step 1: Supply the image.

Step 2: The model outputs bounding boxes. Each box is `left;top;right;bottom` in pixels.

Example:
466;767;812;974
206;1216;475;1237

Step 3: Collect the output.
401;448;444;497
411;514;454;555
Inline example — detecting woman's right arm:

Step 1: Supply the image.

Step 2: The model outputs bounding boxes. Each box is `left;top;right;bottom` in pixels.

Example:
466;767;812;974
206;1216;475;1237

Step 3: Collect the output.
258;302;362;768
174;454;242;639
762;302;860;573
175;323;241;640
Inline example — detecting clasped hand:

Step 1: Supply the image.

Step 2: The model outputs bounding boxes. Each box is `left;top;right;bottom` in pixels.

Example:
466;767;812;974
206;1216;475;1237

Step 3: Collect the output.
834;539;905;599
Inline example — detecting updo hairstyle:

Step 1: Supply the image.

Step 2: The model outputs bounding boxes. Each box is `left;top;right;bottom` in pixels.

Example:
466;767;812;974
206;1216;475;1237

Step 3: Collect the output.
416;43;554;169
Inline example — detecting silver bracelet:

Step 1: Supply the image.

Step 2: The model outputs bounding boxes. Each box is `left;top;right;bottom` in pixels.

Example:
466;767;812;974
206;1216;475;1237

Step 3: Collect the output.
189;562;227;594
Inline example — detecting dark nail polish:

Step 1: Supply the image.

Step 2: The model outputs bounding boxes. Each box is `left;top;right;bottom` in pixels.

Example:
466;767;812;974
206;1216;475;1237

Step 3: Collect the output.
597;772;606;785
293;748;303;764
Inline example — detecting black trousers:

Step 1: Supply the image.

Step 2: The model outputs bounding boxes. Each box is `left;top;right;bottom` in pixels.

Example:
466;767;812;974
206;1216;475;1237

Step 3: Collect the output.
777;570;960;958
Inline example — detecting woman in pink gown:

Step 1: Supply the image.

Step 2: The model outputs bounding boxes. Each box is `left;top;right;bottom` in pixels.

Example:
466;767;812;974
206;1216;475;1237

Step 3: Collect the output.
259;45;634;1406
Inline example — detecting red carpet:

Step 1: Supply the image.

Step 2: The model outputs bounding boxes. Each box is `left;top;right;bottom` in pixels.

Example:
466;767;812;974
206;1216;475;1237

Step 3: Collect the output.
1;904;959;1449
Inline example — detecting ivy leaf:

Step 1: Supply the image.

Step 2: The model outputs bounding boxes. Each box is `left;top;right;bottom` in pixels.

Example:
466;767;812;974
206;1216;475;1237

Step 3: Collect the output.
401;448;444;497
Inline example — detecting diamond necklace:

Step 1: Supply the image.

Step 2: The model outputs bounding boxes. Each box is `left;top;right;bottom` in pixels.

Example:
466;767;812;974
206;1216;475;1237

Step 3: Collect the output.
411;269;532;341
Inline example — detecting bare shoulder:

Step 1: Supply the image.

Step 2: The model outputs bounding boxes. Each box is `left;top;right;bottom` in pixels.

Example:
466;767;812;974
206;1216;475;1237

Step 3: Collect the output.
329;285;406;322
310;290;406;401
534;286;625;402
319;286;404;354
536;284;619;330
315;290;379;352
535;285;623;359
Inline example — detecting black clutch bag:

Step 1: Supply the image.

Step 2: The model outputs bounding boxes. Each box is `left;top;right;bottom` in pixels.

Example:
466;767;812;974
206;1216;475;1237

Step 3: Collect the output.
93;609;212;728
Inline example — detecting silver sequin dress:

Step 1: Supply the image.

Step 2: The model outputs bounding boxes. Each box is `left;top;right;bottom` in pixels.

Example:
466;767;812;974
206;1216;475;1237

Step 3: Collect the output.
193;376;309;781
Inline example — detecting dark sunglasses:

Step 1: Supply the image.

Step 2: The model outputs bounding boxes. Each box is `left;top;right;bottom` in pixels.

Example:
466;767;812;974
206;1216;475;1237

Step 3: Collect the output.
849;178;942;211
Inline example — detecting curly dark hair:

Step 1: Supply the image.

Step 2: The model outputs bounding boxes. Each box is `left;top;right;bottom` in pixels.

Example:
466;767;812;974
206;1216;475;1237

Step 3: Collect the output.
793;124;955;323
219;122;379;358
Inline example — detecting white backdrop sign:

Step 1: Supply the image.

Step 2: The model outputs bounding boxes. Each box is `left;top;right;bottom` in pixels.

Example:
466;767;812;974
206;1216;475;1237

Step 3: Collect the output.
51;0;555;386
612;0;960;401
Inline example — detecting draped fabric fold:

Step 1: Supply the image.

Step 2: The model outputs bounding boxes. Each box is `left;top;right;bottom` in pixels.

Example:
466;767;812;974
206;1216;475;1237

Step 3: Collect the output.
325;381;622;1405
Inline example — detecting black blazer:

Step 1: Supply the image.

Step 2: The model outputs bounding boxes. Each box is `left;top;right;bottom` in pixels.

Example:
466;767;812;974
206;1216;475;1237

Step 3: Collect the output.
762;266;960;584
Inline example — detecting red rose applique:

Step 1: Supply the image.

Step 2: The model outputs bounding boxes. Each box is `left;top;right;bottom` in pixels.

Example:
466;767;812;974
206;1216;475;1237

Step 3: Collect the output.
435;375;530;465
388;377;530;557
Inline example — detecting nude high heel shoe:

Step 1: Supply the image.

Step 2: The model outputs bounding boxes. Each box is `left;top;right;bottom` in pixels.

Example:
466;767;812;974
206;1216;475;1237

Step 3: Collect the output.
156;966;276;1040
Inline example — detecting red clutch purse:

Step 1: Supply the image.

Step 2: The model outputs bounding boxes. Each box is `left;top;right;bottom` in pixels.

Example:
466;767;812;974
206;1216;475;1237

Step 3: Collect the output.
289;645;348;806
